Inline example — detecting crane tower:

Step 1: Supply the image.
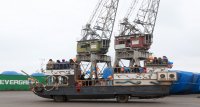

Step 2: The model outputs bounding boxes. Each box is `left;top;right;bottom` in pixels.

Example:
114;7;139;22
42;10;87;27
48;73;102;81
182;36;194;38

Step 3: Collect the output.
77;0;119;79
114;0;160;67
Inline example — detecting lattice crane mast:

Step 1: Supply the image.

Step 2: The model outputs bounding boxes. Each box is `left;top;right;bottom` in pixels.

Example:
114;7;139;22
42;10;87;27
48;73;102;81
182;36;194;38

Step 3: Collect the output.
114;0;160;66
77;0;119;79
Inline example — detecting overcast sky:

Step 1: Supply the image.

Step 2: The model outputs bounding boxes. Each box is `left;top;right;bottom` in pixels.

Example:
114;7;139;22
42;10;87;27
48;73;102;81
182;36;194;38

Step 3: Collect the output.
0;0;200;74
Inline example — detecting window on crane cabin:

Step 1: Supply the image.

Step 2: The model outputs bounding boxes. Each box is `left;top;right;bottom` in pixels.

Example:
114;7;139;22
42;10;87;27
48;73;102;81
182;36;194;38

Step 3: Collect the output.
102;40;109;47
127;40;131;47
102;40;106;47
145;35;152;44
119;41;125;44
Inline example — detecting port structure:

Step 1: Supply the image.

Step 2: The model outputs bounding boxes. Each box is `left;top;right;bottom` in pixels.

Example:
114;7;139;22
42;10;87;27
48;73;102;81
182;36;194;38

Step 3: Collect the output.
77;0;119;79
114;0;160;67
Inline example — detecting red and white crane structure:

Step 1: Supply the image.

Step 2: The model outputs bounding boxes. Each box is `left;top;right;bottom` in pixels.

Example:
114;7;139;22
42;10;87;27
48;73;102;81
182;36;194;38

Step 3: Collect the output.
114;0;160;67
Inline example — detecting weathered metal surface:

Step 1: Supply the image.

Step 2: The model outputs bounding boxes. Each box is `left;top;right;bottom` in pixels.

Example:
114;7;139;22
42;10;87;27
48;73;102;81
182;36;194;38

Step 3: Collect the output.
34;85;170;99
146;66;169;73
113;80;159;86
45;69;74;76
114;73;157;80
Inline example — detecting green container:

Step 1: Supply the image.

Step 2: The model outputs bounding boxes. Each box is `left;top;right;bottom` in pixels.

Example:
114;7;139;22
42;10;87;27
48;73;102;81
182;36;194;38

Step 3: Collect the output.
0;75;46;91
33;76;47;85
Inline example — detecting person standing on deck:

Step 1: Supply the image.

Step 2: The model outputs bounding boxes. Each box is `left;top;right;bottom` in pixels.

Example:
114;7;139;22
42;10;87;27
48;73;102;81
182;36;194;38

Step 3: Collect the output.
47;59;55;70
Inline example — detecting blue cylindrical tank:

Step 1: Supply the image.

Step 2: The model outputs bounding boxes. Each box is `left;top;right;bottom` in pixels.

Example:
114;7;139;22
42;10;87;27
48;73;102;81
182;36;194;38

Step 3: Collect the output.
1;71;22;75
170;71;194;94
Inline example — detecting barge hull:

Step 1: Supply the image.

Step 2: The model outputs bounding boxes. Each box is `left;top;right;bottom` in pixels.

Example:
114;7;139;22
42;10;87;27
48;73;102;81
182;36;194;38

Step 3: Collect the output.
35;85;170;99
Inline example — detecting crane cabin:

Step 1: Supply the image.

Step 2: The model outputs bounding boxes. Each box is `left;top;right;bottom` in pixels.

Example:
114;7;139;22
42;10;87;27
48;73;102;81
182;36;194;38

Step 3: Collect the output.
77;39;110;54
115;34;152;50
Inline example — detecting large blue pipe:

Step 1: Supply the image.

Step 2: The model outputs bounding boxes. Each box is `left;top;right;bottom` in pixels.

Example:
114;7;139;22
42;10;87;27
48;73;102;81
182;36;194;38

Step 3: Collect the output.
190;73;200;93
170;71;194;94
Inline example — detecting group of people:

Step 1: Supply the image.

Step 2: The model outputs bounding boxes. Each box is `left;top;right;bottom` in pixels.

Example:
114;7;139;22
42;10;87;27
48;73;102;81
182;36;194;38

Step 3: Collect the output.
146;56;169;65
114;64;146;74
46;59;76;70
146;56;174;68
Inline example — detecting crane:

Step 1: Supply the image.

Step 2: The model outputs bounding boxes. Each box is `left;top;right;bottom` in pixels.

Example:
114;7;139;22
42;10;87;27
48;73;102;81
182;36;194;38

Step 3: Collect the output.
77;0;119;79
114;0;160;67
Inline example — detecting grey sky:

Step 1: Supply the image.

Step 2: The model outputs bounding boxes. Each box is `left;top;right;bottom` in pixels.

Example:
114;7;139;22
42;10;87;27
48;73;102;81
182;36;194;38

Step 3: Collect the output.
0;0;199;74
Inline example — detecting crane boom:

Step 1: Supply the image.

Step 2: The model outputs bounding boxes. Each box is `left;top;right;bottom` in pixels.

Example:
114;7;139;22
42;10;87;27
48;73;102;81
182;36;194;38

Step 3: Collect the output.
119;0;160;36
88;0;104;24
134;0;160;35
124;0;139;19
81;0;119;41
